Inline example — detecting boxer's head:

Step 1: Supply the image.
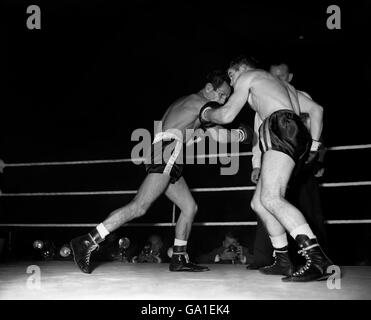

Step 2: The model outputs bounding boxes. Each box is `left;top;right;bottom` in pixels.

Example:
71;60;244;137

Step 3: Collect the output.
269;63;293;83
204;70;231;104
228;55;258;87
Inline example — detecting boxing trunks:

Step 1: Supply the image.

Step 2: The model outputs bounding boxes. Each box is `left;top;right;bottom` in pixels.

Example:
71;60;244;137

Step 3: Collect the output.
144;132;184;184
258;109;311;164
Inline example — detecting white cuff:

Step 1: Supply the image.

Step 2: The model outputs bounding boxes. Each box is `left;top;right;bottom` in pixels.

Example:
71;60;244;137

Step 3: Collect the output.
311;140;321;152
201;106;212;122
237;129;245;142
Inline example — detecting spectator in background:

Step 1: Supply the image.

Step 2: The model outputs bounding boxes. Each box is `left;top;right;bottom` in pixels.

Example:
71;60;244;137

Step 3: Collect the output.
247;62;328;269
196;232;254;265
132;234;167;263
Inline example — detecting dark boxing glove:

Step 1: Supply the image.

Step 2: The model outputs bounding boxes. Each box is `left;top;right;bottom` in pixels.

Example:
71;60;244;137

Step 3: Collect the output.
199;101;221;129
305;139;322;164
236;123;253;144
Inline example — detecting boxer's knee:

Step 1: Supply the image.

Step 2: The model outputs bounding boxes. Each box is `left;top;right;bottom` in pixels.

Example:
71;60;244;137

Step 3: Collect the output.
178;202;198;222
260;191;283;214
131;200;149;219
250;196;261;213
251;192;268;216
184;202;198;218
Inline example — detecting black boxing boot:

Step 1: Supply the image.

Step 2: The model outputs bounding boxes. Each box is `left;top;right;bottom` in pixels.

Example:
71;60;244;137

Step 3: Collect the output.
169;246;209;272
259;246;294;276
70;229;104;274
282;235;334;282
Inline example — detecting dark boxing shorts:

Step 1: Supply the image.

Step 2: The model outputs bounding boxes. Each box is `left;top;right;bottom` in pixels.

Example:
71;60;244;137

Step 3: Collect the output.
258;109;311;164
144;132;184;184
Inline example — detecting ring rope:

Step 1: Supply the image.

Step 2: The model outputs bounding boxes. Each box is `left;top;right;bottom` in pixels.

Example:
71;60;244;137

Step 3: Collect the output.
1;220;371;228
1;144;370;227
2;143;371;168
0;181;370;197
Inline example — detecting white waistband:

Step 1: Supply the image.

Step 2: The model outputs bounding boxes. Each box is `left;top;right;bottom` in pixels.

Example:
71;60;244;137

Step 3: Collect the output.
153;132;182;144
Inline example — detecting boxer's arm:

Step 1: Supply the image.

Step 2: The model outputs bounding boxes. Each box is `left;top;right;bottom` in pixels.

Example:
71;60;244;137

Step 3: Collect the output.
202;75;251;124
251;113;262;169
297;90;312;100
298;91;323;141
205;126;240;143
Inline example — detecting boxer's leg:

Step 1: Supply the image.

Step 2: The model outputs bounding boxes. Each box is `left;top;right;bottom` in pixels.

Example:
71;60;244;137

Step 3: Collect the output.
165;177;209;272
165;177;197;241
259;149;333;281
103;173;171;232
251;175;293;276
259;150;307;233
70;173;171;273
251;179;286;237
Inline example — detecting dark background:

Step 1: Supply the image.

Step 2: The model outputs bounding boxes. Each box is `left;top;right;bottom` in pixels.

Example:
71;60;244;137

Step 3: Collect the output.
1;0;370;264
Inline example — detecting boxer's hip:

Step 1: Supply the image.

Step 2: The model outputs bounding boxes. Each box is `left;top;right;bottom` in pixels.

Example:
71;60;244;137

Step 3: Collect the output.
258;109;311;163
144;132;184;184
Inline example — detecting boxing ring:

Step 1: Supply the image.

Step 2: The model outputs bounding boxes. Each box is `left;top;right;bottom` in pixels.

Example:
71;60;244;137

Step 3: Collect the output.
1;144;371;300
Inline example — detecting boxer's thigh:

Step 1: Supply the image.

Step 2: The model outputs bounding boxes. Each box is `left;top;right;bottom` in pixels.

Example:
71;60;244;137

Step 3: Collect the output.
165;177;197;213
260;150;295;198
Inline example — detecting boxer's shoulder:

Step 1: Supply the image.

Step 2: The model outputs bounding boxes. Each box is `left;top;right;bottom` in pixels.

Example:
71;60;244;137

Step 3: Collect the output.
236;69;263;88
184;93;208;110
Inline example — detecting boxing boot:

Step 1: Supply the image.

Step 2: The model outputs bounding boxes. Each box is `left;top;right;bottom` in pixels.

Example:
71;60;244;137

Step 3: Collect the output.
169;246;209;272
282;235;334;282
70;229;104;274
259;247;294;276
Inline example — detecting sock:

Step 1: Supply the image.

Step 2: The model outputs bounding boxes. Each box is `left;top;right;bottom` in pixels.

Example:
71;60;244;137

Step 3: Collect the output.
96;223;110;239
290;223;316;240
269;233;288;251
174;239;187;246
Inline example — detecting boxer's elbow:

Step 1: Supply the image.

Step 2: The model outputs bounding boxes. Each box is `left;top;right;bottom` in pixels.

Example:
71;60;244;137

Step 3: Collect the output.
218;108;235;124
317;104;324;115
310;103;323;121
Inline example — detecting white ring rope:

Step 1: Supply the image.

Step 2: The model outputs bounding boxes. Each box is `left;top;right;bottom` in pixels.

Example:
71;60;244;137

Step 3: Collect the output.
0;181;370;197
2;143;371;168
1;143;370;227
1;220;371;228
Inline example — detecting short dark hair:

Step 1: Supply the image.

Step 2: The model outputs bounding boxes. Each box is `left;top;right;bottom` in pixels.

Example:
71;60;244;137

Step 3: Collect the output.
225;231;237;240
270;61;291;73
229;55;259;70
205;69;229;90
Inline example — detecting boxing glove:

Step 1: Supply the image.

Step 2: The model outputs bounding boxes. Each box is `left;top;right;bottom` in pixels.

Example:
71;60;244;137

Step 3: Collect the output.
199;101;222;128
236;123;253;144
306;140;321;164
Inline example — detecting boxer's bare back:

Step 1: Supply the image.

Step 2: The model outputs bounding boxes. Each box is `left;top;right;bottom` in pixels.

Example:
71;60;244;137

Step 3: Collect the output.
228;69;301;120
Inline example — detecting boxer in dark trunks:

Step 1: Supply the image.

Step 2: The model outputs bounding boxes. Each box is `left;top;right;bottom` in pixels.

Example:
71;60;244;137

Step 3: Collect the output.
70;70;251;274
200;56;334;282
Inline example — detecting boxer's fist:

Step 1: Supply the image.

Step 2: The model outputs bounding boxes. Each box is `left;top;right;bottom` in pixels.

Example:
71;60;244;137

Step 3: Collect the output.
306;140;322;165
199;101;221;128
236;123;253;144
251;167;260;184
